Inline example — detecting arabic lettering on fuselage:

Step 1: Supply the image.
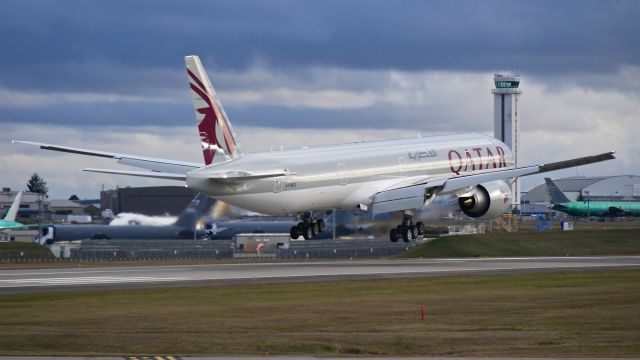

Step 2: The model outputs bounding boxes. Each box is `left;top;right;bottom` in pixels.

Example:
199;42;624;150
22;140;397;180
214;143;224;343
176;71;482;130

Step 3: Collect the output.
408;149;438;161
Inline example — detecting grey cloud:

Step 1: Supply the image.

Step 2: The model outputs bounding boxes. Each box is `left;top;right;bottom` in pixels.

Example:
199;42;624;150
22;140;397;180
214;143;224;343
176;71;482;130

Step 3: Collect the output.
1;0;639;94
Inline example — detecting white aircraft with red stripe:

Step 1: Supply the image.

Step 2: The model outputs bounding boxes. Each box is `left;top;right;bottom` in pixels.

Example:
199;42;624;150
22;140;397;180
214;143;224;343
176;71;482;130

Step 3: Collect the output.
14;55;615;242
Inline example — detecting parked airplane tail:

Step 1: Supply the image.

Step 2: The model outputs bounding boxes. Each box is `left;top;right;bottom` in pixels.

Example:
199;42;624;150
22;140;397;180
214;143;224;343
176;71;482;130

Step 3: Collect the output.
174;193;216;229
2;191;22;222
544;177;571;204
185;55;240;165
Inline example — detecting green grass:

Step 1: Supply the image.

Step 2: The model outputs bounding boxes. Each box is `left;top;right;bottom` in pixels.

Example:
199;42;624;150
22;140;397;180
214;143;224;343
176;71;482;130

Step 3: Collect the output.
401;228;640;258
1;270;639;356
0;242;53;260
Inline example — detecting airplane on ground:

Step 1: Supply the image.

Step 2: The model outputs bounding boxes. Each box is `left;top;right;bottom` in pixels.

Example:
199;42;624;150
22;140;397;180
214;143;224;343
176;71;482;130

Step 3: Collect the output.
36;193;341;244
0;191;25;231
15;55;616;243
545;178;640;217
36;193;215;244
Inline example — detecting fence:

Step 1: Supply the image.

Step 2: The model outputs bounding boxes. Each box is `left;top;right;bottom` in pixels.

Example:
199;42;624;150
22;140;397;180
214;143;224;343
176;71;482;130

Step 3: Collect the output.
277;239;416;259
69;239;234;260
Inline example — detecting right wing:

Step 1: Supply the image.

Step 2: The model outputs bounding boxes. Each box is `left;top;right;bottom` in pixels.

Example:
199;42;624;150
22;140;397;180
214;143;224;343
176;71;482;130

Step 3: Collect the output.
13;140;202;174
371;151;615;216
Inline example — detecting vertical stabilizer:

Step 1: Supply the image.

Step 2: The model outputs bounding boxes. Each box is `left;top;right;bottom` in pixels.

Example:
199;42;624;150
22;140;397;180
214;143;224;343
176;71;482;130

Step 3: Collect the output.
185;55;240;165
544;178;571;204
174;193;216;229
3;191;22;222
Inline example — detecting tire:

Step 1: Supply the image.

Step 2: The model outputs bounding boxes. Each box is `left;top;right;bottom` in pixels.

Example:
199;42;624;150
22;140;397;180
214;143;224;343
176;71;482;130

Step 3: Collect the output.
416;222;425;235
317;219;326;233
389;228;399;242
410;225;417;239
302;225;313;240
402;225;413;242
290;226;300;239
311;222;319;236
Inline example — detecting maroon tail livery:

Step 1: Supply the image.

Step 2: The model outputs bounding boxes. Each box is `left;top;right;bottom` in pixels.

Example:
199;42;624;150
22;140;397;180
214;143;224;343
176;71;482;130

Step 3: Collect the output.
186;55;239;165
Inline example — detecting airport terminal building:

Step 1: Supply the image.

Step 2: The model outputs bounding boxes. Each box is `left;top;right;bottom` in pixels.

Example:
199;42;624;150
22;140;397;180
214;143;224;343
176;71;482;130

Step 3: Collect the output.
522;175;640;216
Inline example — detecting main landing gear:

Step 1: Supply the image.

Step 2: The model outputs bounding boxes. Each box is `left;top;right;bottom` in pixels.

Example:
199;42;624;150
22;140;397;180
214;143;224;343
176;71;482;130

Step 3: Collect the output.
290;213;326;240
389;214;424;243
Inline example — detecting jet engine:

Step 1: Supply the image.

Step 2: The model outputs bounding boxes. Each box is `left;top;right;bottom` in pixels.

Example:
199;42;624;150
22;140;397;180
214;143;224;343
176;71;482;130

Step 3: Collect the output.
457;180;512;219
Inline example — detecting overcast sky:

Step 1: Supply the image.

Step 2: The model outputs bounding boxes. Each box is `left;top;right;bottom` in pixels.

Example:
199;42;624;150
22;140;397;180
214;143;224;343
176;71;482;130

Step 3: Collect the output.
1;0;638;199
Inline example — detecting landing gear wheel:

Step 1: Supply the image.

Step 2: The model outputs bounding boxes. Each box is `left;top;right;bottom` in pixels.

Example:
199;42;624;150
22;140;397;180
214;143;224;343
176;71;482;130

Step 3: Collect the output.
311;222;319;236
415;222;425;236
402;225;413;242
389;228;399;242
302;225;313;240
317;219;326;233
290;226;300;239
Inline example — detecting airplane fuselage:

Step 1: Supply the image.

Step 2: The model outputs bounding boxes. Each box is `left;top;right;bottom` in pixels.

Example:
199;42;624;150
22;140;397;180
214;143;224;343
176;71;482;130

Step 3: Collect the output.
552;201;640;217
187;133;514;215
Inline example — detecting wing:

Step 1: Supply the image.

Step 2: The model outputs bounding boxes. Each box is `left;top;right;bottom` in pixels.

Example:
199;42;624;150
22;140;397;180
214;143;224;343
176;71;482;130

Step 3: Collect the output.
371;151;615;216
13;140;202;174
82;168;290;182
83;168;187;181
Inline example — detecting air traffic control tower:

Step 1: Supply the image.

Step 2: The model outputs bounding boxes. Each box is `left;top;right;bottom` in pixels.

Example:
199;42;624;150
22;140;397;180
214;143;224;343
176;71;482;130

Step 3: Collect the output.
492;73;521;209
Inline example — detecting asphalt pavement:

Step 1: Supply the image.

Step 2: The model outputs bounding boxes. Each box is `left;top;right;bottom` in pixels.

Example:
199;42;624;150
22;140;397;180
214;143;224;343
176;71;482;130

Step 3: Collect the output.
1;256;639;294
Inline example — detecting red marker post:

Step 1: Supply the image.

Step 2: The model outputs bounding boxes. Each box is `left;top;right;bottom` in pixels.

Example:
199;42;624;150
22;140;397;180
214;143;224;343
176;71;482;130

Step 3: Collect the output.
421;304;425;320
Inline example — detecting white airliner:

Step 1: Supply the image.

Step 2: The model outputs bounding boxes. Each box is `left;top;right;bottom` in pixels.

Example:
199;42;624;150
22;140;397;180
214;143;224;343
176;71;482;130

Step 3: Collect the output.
14;56;615;242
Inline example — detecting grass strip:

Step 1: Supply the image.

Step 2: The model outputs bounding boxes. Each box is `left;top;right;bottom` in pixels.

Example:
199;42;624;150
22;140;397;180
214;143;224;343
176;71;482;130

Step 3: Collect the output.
0;270;639;356
401;228;640;258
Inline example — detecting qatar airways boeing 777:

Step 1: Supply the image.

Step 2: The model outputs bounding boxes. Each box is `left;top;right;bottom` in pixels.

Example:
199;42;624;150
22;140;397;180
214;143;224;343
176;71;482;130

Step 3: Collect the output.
14;56;615;242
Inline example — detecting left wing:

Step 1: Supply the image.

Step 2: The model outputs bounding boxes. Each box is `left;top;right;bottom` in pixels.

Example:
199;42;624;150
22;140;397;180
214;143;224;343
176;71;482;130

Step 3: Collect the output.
82;168;291;182
83;168;187;181
13;140;202;173
371;151;615;216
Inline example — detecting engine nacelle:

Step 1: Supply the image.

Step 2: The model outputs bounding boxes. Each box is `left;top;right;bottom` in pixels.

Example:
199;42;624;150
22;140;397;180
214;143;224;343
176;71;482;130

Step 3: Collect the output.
457;180;512;219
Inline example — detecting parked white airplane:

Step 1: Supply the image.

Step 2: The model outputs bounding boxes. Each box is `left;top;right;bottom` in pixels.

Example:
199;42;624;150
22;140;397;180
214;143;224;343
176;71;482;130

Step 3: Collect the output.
14;56;615;242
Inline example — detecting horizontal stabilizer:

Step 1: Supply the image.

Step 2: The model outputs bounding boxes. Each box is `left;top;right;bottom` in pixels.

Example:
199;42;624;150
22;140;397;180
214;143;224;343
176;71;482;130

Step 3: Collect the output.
83;168;186;181
207;169;293;181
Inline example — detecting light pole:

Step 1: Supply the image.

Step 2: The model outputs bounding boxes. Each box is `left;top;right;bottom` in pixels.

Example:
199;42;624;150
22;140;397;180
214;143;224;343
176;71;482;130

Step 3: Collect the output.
585;190;590;226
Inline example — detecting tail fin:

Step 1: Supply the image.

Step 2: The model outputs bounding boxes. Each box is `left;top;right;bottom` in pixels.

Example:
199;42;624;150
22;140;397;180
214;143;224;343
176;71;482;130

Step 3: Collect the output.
3;191;22;222
174;193;216;229
544;178;570;204
185;55;240;165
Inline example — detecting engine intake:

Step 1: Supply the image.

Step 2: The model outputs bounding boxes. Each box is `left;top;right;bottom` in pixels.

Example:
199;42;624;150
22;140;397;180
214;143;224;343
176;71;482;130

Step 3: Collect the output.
457;180;512;219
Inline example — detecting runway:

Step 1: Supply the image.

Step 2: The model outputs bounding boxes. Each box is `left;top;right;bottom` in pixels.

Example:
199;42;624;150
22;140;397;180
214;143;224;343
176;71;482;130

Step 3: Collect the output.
1;256;639;294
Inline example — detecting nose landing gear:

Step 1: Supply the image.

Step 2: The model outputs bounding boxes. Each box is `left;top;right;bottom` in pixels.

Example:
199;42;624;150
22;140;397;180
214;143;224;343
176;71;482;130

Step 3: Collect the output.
389;214;424;242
